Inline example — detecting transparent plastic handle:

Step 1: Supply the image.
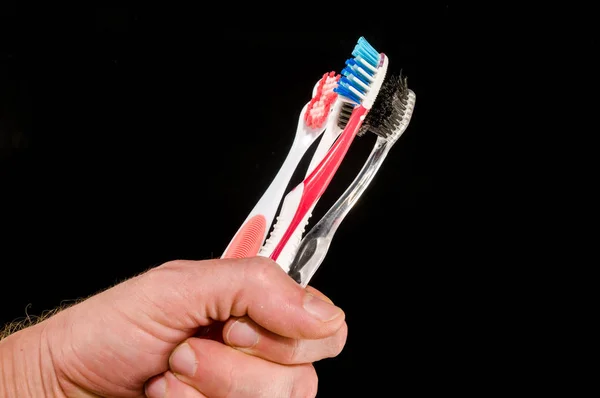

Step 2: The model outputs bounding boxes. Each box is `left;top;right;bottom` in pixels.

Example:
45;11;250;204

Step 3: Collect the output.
287;138;391;286
289;89;416;286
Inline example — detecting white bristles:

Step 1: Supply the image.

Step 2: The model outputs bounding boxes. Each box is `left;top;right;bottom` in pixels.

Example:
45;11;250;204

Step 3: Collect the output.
356;56;377;73
357;66;375;82
349;75;369;91
363;55;388;109
349;85;366;100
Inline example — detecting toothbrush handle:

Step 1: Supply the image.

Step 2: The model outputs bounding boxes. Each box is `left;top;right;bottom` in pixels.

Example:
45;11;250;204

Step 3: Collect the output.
269;105;367;261
289;138;391;286
260;124;343;267
306;125;340;176
222;138;308;259
264;126;343;268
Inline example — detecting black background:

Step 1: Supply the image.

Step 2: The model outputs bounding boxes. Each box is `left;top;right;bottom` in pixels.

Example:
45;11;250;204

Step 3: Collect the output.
0;5;523;396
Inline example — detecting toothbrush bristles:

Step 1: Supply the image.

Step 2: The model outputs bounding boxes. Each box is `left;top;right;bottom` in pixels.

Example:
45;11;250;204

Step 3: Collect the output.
334;37;381;105
336;103;355;129
358;71;410;138
305;71;341;129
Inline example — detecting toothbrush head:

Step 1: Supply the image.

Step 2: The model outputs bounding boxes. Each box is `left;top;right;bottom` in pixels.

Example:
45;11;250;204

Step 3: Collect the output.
304;71;341;129
334;37;388;109
358;71;416;141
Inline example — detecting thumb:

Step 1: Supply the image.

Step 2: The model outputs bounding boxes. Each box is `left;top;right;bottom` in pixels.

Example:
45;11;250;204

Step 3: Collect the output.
136;257;345;340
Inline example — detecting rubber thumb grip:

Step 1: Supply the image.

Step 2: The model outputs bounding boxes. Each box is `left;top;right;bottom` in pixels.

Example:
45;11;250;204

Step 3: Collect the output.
222;215;267;259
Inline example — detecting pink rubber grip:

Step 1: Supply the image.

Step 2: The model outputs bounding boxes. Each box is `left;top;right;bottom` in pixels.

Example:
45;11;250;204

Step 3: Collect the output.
222;214;267;259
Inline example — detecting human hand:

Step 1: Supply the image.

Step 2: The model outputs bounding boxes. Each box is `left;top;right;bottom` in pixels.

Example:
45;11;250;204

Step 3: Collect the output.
0;257;347;397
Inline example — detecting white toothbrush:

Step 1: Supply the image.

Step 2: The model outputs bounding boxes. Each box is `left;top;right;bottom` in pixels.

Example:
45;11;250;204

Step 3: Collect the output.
222;72;340;259
259;99;351;264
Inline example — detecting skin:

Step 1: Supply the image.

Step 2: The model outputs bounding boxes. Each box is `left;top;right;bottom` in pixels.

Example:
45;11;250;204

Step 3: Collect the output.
0;257;347;397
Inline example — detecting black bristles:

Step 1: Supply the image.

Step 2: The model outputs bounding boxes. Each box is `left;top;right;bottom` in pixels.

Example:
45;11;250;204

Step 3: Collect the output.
359;71;410;138
337;102;355;129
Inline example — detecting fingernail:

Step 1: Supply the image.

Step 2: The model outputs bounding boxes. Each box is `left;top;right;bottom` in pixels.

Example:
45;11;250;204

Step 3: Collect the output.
303;293;343;321
169;343;197;377
227;319;259;348
145;375;167;398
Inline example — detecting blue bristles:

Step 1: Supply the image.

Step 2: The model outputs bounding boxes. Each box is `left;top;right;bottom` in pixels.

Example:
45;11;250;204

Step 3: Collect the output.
334;37;381;105
344;75;367;94
355;37;380;67
342;60;370;85
335;78;363;104
352;51;378;70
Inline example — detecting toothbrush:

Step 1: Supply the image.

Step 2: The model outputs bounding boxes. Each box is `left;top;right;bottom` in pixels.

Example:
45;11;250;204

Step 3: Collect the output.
221;72;340;259
288;73;417;286
259;100;353;261
265;37;389;269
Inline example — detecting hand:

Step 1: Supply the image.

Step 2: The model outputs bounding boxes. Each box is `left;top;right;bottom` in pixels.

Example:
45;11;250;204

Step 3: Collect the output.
1;257;347;397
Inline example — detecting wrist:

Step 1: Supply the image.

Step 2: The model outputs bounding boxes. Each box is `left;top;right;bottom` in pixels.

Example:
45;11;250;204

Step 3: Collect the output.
0;322;65;397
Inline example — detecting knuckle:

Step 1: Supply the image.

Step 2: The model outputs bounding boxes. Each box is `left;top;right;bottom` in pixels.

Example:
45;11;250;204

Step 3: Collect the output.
140;263;181;292
291;364;319;398
246;256;280;282
161;259;186;268
157;259;194;273
153;261;194;290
